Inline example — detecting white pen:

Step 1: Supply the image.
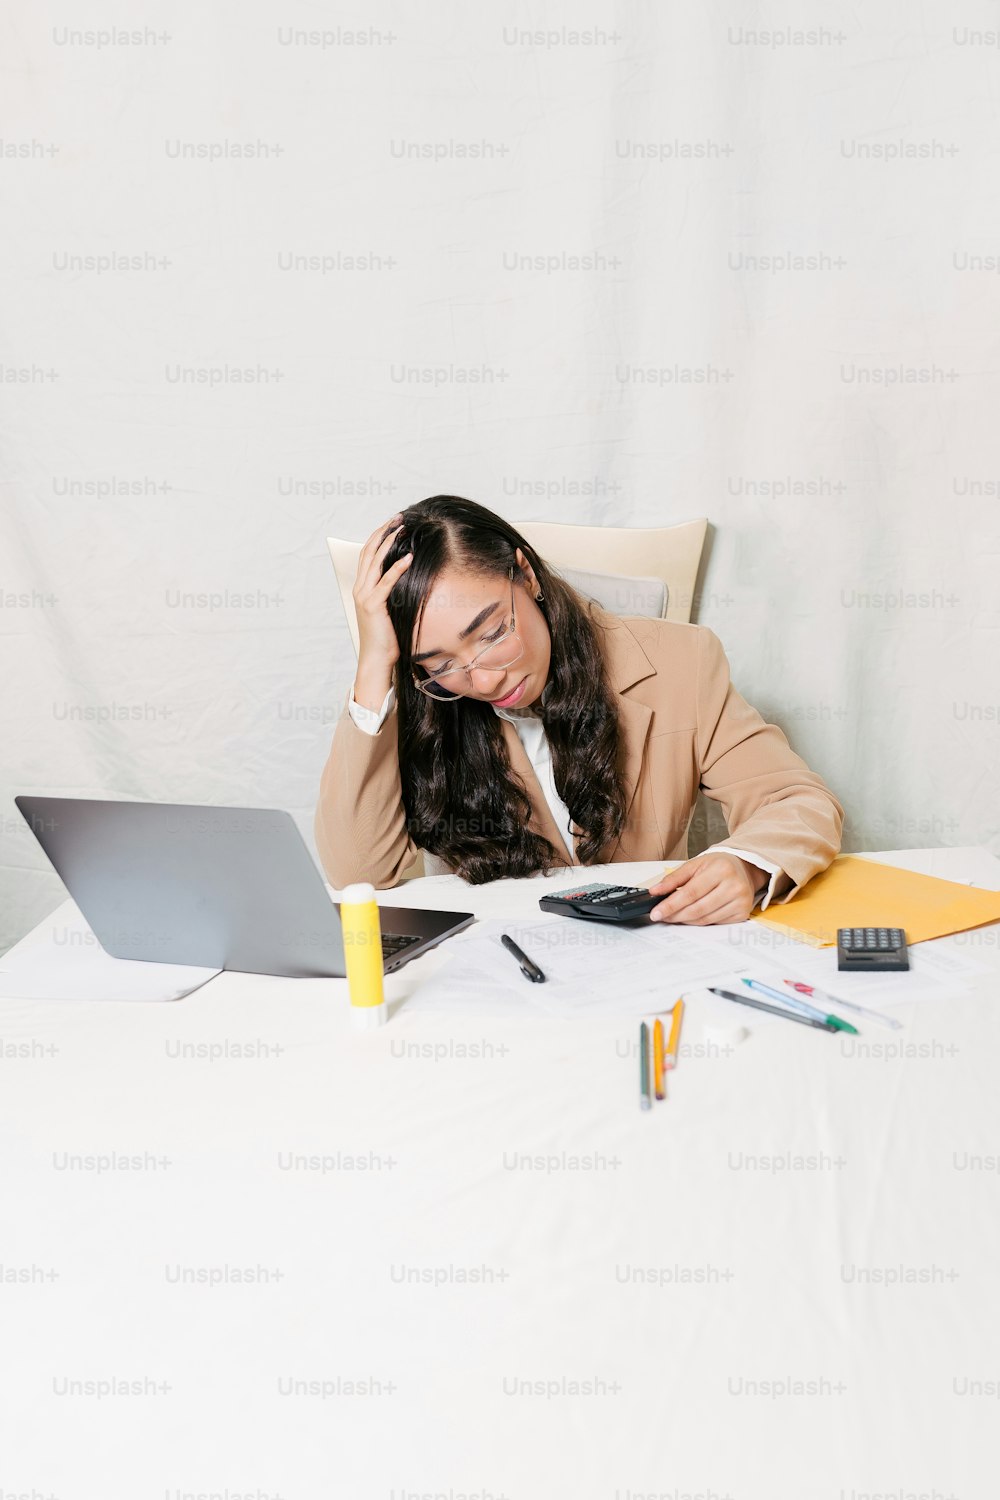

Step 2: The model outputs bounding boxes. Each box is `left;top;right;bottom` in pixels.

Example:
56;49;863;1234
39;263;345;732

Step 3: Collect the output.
781;978;903;1031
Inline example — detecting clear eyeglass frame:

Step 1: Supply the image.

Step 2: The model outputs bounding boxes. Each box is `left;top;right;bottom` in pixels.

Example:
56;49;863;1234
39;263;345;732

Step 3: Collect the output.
412;566;525;701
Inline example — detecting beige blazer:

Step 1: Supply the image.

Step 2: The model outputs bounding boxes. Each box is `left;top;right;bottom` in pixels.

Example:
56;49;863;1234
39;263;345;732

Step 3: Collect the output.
314;603;845;902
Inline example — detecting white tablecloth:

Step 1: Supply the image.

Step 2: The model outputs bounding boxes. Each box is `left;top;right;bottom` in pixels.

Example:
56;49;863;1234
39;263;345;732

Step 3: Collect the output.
2;848;999;1499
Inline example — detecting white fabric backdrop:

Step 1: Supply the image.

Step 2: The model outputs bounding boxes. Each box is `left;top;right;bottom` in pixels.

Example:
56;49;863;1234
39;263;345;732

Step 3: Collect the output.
3;3;999;955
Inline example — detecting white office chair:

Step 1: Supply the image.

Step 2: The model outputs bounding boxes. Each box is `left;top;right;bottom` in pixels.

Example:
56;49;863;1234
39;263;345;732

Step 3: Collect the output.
327;516;709;656
325;516;710;880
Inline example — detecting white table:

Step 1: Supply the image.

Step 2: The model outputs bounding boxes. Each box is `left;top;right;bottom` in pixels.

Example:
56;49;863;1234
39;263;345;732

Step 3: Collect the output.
2;848;999;1499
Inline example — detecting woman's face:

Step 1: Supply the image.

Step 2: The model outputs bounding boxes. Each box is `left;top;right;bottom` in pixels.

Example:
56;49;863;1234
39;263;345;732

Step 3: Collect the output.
410;549;551;710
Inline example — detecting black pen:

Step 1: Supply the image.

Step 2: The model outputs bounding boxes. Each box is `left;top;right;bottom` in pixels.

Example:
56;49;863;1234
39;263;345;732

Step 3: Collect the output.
500;933;546;983
708;987;838;1032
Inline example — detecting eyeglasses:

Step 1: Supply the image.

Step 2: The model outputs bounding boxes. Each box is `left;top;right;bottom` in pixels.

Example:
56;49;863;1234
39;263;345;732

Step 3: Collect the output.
412;568;524;701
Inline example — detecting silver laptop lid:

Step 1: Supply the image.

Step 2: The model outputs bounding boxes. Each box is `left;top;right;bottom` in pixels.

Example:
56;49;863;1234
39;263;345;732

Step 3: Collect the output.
16;796;472;978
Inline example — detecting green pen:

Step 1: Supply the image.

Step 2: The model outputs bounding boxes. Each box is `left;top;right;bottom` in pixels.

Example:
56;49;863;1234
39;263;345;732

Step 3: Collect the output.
639;1022;652;1110
710;988;839;1032
742;977;859;1035
821;1014;859;1035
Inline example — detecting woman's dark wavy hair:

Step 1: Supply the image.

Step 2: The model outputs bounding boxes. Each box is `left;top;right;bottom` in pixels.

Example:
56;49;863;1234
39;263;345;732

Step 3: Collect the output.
381;495;628;884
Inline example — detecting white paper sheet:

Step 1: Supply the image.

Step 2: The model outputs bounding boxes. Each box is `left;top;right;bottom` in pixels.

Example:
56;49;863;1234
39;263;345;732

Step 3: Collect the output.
0;902;222;1002
750;933;991;1008
401;917;763;1019
402;911;985;1026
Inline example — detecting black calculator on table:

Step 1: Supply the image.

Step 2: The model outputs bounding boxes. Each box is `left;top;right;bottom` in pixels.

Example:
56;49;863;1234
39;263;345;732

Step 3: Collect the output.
837;927;909;972
538;881;661;923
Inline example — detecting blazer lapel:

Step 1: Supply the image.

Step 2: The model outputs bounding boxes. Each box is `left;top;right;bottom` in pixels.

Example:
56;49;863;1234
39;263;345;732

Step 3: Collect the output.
584;607;656;862
605;694;654;860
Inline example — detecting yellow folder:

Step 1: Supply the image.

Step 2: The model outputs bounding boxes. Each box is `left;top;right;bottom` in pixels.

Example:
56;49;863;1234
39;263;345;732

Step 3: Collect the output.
749;854;1000;947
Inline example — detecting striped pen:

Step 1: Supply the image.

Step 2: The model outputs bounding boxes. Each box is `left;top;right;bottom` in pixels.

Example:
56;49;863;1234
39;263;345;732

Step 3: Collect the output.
781;978;903;1031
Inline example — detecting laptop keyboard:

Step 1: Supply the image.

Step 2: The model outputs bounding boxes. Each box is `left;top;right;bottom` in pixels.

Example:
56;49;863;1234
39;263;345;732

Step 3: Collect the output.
381;931;422;961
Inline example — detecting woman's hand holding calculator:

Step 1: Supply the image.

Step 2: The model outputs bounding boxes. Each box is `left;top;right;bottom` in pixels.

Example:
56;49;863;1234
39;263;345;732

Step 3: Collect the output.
537;855;769;925
645;853;767;926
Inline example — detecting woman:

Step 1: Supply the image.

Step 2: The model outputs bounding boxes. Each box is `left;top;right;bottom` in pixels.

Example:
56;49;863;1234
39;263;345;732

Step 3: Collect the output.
315;496;844;925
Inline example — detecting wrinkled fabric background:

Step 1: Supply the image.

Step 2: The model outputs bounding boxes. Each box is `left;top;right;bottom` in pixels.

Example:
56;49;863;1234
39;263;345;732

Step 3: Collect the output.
3;5;998;955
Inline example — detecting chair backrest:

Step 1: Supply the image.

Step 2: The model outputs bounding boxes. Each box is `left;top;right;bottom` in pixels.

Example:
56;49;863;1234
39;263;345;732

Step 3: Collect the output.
550;564;668;620
326;516;708;655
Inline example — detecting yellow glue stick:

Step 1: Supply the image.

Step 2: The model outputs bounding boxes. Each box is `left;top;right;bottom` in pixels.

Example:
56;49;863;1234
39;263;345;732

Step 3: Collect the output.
339;882;387;1030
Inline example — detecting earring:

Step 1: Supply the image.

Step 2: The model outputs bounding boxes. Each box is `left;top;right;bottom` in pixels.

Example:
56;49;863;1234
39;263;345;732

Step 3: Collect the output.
536;591;544;602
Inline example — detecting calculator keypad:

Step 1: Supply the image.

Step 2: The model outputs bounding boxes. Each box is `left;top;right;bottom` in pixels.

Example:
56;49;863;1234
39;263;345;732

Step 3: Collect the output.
539;882;659;922
846;928;904;950
837;926;909;972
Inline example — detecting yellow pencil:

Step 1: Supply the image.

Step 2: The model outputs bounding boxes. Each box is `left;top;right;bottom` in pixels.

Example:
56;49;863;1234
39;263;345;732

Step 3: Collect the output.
653;1018;665;1100
664;999;684;1070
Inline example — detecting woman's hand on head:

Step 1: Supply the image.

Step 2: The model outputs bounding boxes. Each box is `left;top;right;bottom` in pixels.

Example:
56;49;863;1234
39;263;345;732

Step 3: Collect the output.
645;853;766;926
353;514;413;673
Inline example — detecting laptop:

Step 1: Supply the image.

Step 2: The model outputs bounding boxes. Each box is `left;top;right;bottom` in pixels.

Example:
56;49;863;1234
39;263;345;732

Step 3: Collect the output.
15;795;474;978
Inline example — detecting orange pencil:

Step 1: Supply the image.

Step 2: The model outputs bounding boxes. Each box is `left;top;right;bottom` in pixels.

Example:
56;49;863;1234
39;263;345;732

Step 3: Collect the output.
664;999;684;1070
653;1018;665;1100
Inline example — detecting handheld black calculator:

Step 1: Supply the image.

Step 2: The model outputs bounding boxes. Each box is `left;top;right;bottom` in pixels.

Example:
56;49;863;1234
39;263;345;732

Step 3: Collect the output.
837;927;909;972
538;881;661;923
